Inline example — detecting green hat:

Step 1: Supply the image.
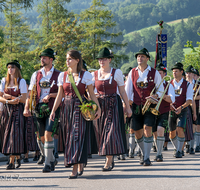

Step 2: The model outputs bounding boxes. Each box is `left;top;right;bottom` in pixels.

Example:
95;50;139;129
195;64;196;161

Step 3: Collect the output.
135;48;151;60
171;62;184;70
195;69;199;76
96;47;114;59
156;63;167;72
6;60;22;70
39;48;56;60
185;65;195;73
124;67;133;74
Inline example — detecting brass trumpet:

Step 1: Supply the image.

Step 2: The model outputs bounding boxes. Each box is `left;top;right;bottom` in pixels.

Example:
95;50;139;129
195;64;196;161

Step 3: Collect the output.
193;76;200;92
29;84;37;115
141;77;165;115
150;76;172;115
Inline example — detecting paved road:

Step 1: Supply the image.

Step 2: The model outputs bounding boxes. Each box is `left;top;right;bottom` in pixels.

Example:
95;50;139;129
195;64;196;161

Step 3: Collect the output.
0;143;200;190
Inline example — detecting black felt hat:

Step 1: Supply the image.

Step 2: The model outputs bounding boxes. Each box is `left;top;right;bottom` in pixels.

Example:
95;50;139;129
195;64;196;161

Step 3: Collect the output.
195;68;199;76
135;48;151;60
6;60;22;70
39;48;56;60
171;62;184;70
185;65;195;73
182;70;186;76
96;47;114;59
156;63;167;72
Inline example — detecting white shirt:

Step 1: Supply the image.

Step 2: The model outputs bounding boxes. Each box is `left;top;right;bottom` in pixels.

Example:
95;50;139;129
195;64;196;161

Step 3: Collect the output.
91;68;125;86
125;65;164;101
58;71;94;87
0;78;27;94
29;66;56;103
172;78;193;101
166;83;175;103
0;102;3;111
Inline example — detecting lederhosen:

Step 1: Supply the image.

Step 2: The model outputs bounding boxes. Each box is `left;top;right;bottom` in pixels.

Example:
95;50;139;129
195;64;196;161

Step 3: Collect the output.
0;79;26;155
93;68;127;156
35;69;60;137
60;71;88;166
169;79;189;132
153;81;170;133
130;67;157;131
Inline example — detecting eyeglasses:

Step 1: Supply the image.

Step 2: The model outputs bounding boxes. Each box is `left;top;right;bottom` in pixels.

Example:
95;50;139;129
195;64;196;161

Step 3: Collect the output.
98;58;108;62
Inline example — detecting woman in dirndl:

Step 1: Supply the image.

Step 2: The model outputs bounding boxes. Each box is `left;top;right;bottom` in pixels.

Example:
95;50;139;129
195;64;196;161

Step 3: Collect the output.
50;50;101;179
0;60;27;169
92;47;132;171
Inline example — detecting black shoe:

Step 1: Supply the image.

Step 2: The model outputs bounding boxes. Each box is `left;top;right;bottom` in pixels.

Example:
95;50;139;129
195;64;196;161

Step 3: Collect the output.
78;168;84;176
163;146;168;151
68;174;78;179
173;149;177;157
16;159;21;168
195;146;200;152
182;150;185;156
152;145;157;152
176;151;182;158
23;158;29;163
6;163;15;170
139;155;144;165
37;155;45;164
102;166;112;171
129;150;134;158
87;154;92;158
42;165;51;173
119;154;125;160
186;145;190;153
143;158;152;166
117;155;120;160
189;148;195;154
33;155;39;161
54;152;59;159
50;159;58;171
155;155;163;162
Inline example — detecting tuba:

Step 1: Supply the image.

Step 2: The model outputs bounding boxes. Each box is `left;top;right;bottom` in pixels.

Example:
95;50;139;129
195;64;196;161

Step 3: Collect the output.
29;84;37;115
150;76;172;115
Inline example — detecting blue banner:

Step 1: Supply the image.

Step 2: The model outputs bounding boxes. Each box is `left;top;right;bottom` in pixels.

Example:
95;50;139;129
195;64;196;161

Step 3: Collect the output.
161;34;167;67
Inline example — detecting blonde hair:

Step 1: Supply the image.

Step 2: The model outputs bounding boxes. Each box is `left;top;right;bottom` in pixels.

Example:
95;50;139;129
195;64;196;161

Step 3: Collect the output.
5;65;22;90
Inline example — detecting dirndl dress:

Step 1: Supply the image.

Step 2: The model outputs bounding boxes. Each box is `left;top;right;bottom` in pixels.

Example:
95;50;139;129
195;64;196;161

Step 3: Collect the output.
184;106;194;141
1;84;26;155
60;71;88;166
24;115;39;151
93;68;127;156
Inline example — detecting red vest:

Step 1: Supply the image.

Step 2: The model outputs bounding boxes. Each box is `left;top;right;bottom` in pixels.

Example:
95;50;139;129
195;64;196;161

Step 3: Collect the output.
94;68;117;95
63;71;86;96
36;69;60;110
131;67;156;105
159;81;170;114
171;79;187;108
4;79;21;97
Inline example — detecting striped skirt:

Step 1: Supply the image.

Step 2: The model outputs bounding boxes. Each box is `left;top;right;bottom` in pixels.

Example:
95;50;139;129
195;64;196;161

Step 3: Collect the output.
185;106;194;141
1;103;26;155
25;116;39;151
94;94;126;156
60;96;88;166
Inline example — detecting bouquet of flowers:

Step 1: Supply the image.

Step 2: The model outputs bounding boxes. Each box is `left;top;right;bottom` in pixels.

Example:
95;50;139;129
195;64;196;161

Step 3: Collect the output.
79;100;98;121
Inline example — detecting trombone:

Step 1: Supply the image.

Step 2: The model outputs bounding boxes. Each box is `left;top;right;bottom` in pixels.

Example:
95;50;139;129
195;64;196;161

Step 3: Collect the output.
141;76;166;115
150;76;172;115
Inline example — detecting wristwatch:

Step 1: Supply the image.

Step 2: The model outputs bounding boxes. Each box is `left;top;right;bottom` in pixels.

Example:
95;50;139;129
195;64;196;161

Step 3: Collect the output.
6;100;8;104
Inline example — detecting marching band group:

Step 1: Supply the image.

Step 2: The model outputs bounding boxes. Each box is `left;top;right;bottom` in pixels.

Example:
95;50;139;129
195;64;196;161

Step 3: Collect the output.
0;47;199;179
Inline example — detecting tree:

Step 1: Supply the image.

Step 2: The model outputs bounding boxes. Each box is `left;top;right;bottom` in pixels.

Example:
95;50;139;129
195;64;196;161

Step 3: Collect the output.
36;0;71;46
0;0;33;60
0;0;34;11
167;42;184;74
78;0;128;68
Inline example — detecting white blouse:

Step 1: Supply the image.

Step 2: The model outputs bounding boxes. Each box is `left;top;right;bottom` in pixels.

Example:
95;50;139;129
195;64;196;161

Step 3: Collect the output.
58;71;94;87
91;68;125;87
0;78;27;94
